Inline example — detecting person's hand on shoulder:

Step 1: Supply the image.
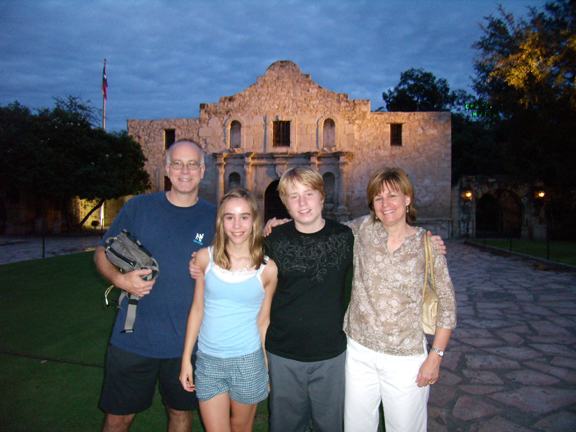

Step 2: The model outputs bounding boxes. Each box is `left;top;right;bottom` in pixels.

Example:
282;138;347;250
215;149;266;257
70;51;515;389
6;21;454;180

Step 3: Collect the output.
428;231;447;255
263;217;291;237
189;248;211;279
189;251;201;279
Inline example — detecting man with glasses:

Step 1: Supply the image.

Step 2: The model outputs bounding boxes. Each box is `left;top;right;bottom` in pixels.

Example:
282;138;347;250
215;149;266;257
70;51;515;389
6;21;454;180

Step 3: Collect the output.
94;140;216;432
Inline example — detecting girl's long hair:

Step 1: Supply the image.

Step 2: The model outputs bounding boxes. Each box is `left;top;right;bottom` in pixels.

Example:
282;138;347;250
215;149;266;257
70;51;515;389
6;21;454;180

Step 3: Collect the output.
212;188;266;270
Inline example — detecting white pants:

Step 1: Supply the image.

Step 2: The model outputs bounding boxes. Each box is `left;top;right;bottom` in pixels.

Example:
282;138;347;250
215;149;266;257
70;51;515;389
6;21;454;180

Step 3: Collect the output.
344;337;429;432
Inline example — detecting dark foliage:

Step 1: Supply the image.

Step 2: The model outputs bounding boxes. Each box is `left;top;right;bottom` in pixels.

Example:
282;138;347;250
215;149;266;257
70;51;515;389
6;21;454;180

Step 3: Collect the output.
0;97;150;227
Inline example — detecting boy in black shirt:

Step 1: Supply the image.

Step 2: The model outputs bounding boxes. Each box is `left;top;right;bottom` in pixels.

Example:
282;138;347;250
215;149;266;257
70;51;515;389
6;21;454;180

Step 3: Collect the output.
265;167;353;432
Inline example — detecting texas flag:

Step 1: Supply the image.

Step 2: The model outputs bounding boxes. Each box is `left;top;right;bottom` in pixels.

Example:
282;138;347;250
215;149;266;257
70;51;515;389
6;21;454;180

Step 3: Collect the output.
102;62;108;100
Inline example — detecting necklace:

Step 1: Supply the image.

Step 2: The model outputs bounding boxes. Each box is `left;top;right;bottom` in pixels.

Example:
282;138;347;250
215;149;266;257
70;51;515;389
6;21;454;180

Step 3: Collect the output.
215;264;255;277
231;265;250;273
229;259;254;274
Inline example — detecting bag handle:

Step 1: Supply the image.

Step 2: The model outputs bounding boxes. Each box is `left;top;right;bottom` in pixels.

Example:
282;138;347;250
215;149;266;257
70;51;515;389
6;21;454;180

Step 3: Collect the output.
423;233;436;297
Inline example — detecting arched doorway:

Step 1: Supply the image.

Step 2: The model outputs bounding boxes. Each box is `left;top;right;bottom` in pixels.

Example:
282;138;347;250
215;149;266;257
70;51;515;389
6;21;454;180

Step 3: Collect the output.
495;189;523;237
476;189;523;238
264;181;290;222
476;194;500;237
322;172;336;217
323;172;336;204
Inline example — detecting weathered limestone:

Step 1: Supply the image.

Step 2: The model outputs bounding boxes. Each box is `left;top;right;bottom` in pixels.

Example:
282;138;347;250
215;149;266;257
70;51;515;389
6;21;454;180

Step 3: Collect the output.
127;61;452;236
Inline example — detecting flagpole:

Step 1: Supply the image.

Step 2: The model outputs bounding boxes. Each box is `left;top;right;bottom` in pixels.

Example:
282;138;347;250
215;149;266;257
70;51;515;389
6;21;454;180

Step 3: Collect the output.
101;59;108;229
102;59;107;131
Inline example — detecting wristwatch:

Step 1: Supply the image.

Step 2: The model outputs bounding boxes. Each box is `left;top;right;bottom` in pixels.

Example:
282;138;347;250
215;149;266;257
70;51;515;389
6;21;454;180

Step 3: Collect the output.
431;347;444;357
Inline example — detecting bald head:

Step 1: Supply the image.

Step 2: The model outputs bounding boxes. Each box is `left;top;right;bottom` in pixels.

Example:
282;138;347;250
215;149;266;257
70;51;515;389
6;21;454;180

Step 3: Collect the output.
167;140;205;165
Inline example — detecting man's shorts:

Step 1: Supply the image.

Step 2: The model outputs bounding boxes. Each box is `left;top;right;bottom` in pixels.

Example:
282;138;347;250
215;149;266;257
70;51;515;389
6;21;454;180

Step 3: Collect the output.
99;344;199;415
195;348;268;405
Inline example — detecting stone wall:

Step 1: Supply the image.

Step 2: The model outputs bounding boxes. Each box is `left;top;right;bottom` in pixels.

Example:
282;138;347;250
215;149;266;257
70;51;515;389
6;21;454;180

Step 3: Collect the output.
127;61;452;237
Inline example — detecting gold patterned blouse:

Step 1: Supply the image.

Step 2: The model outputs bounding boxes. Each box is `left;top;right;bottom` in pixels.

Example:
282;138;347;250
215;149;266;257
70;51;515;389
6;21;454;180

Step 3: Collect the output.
343;216;457;356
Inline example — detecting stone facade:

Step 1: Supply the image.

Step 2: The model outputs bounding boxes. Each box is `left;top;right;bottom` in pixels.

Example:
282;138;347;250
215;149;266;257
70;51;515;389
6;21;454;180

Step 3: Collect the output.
127;61;452;237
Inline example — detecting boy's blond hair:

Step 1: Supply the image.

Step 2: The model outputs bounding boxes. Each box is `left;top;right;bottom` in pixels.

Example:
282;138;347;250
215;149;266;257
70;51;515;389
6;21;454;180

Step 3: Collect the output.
277;167;326;207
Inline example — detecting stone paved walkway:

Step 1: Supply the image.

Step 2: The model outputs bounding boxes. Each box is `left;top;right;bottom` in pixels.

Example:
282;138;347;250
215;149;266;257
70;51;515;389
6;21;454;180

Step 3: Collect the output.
0;234;100;265
429;240;576;432
1;236;575;431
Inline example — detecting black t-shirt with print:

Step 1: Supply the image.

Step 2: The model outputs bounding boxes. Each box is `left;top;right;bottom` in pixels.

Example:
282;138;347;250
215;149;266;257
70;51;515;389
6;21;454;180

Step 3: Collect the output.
265;219;354;362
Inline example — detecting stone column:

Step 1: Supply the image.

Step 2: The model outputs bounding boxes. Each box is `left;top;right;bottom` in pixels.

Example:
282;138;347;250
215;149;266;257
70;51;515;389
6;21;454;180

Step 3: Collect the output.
214;153;226;203
244;153;254;193
274;156;288;181
309;152;319;171
336;153;351;221
337;155;348;210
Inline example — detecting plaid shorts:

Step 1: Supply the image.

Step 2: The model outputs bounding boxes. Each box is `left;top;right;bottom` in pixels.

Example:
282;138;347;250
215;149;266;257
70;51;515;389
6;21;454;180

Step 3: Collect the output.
195;348;269;405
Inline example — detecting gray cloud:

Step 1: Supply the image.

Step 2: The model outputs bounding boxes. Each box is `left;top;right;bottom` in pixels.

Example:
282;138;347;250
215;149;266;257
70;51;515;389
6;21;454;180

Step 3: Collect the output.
0;0;546;131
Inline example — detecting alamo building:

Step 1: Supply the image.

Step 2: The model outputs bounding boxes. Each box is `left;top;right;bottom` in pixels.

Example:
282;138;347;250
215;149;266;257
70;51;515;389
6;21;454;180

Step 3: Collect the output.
127;60;452;237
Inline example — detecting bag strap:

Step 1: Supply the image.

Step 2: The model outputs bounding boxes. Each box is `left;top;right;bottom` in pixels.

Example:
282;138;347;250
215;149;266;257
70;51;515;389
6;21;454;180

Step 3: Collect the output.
118;291;141;334
423;233;436;297
104;286;141;333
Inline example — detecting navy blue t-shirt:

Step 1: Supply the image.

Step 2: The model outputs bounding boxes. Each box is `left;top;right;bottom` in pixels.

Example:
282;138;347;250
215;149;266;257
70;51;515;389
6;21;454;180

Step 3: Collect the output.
100;192;216;358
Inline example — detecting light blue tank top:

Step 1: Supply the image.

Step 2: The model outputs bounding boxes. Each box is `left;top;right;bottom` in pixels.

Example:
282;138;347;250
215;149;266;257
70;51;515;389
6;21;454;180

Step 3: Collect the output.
198;248;266;358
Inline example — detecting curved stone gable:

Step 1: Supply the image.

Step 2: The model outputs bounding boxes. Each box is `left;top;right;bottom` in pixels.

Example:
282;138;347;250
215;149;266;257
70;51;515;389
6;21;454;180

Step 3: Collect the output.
264;60;303;77
205;60;357;117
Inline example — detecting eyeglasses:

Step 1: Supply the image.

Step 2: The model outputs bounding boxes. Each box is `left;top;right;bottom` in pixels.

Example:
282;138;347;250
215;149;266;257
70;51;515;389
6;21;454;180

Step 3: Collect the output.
169;161;202;171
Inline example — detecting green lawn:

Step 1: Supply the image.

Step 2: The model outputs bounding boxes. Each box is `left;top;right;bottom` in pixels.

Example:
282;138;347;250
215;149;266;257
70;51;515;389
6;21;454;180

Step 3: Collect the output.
0;252;378;432
0;252;243;431
467;239;576;266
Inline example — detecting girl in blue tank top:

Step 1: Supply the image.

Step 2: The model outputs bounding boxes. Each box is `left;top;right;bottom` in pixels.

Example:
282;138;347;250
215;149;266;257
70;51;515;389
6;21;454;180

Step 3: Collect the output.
180;188;278;432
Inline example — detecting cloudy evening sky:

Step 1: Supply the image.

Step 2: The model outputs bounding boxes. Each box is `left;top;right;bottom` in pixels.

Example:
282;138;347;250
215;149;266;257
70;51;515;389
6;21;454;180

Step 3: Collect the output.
0;0;547;132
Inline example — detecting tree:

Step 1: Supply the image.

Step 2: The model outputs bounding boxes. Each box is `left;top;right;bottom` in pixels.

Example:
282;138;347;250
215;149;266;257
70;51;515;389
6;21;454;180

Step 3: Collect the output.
0;97;150;229
74;129;152;227
381;68;500;184
451;113;502;182
0;102;35;190
382;68;457;111
472;0;576;187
